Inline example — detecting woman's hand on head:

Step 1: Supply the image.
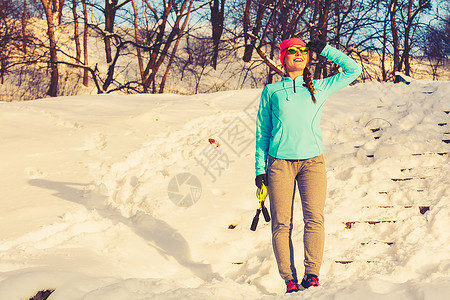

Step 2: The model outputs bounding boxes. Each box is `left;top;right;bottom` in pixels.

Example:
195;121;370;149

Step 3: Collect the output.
307;40;327;54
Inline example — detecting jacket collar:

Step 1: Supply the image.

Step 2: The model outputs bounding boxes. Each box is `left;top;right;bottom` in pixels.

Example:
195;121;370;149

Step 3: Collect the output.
282;75;305;84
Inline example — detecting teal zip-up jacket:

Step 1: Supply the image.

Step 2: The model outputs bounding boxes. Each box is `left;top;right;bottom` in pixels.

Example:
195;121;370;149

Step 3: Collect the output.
255;44;362;176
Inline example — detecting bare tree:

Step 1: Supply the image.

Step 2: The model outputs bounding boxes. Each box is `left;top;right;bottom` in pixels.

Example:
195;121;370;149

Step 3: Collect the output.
103;0;132;63
240;0;437;83
243;0;301;77
72;0;81;63
210;0;226;69
423;16;449;79
242;0;350;81
312;0;332;78
101;0;132;90
2;0;447;101
131;0;145;91
1;0;48;96
180;35;214;93
140;0;204;93
377;0;432;77
0;0;24;83
40;0;64;96
159;0;194;92
399;0;432;75
381;2;389;81
22;0;28;54
82;0;89;86
389;0;401;73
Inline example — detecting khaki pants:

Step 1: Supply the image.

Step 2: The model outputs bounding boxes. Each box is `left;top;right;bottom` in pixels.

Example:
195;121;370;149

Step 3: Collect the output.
267;154;327;281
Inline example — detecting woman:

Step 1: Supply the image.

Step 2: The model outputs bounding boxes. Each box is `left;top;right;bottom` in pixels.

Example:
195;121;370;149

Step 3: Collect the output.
254;37;362;293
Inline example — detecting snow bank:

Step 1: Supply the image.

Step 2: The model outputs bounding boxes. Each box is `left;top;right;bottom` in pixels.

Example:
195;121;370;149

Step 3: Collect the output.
0;80;449;299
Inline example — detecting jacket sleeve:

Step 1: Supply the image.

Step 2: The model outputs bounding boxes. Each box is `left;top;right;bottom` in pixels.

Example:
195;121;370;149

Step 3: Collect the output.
255;86;272;176
315;44;362;98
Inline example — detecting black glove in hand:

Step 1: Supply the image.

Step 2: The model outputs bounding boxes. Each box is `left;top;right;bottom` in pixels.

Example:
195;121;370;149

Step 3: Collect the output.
255;174;267;189
307;39;327;54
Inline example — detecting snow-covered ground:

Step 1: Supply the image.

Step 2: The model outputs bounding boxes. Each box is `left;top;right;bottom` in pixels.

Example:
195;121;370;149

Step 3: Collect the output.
0;80;449;299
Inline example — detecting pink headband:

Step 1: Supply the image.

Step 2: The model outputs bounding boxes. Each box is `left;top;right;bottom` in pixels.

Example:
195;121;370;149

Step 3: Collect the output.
280;37;307;66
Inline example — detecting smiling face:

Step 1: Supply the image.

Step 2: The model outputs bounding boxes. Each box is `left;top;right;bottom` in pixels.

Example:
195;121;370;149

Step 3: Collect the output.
283;45;309;74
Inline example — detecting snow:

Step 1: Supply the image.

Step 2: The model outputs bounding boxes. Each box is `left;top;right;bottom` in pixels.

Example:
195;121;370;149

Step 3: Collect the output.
0;79;449;299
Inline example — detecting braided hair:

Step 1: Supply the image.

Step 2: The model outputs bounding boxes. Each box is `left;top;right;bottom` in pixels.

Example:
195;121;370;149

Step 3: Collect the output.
302;67;316;104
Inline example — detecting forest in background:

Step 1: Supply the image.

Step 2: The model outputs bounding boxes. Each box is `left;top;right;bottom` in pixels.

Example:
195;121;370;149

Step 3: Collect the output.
0;0;448;101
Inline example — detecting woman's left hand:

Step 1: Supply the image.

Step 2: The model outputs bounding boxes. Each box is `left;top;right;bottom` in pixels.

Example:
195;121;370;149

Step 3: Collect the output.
307;40;327;54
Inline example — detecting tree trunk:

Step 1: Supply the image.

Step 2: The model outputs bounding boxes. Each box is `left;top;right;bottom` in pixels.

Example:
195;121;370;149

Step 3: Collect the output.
151;0;189;92
104;0;117;63
310;0;321;39
41;0;61;97
268;25;276;84
0;55;5;84
314;0;331;79
72;0;81;63
400;0;430;76
101;0;131;90
389;0;400;74
160;0;194;93
210;0;225;69
334;1;341;45
82;0;89;86
131;0;146;92
242;0;252;62
381;11;388;81
22;0;27;54
243;0;268;63
47;16;59;96
57;0;64;24
401;0;413;75
142;0;174;92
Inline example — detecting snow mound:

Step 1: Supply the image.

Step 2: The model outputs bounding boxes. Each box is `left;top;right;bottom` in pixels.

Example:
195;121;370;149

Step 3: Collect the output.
0;81;449;299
